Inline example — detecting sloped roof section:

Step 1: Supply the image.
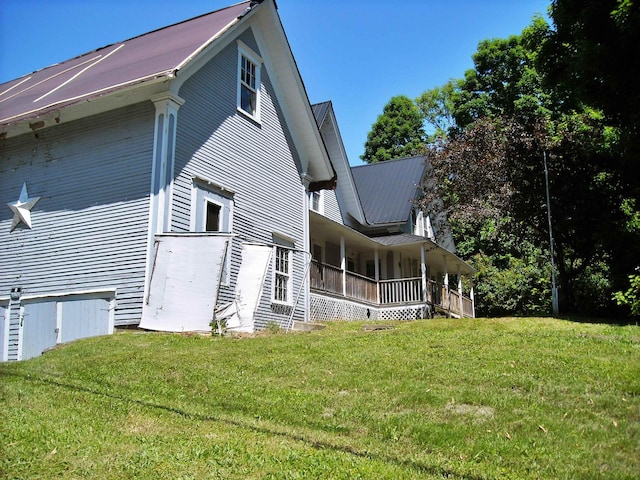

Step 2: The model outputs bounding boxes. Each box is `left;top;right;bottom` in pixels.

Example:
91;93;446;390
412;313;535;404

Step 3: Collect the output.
311;101;331;127
0;1;253;125
351;156;426;225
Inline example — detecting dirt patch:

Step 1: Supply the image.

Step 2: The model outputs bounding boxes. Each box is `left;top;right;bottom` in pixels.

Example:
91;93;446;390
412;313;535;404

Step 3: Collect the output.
445;402;495;420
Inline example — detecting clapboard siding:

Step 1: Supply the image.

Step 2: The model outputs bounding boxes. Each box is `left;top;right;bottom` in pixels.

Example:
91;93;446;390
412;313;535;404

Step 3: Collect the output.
0;102;155;326
173;27;306;327
323;190;343;225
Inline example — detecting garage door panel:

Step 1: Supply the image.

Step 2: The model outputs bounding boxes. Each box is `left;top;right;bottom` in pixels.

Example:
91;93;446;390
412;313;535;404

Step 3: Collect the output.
61;298;110;343
21;302;58;360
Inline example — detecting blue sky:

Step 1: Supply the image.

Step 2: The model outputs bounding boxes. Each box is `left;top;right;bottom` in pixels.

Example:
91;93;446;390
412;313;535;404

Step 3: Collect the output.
0;0;549;165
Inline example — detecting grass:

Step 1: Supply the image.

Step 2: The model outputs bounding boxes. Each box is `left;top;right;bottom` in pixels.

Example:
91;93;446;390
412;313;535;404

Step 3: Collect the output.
1;317;639;479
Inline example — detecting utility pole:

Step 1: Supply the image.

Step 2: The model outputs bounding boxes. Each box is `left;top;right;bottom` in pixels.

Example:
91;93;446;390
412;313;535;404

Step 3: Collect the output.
544;151;559;316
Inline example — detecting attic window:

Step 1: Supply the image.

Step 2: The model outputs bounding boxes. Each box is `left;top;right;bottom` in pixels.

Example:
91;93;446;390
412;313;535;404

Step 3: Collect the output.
237;42;262;120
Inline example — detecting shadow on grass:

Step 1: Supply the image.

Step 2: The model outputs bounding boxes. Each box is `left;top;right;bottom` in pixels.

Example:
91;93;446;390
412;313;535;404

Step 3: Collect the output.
3;370;486;480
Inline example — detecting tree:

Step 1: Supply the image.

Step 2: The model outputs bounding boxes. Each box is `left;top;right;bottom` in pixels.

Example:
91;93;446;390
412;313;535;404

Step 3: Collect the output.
361;95;425;163
541;0;640;316
419;14;637;317
415;80;457;142
542;0;640;140
453;16;551;128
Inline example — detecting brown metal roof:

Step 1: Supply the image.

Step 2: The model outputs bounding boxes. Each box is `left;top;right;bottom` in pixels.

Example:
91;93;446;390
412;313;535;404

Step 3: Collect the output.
0;1;253;125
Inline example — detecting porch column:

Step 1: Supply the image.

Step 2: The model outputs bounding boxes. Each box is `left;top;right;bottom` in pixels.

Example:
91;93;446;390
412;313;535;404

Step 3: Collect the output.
374;249;380;303
470;277;476;318
301;175;312;323
340;236;346;297
457;267;463;297
443;255;449;314
420;243;427;304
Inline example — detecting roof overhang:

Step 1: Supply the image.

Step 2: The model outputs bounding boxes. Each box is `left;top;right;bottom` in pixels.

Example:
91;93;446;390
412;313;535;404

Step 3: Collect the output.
1;0;336;188
0;77;170;139
253;1;335;186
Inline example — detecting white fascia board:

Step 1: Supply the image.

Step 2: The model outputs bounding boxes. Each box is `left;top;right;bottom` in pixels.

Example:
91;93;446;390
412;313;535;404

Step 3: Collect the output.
168;8;250;94
323;108;367;224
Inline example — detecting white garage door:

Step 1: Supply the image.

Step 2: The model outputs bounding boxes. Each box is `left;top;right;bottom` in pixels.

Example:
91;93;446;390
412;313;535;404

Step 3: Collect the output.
21;296;112;361
21;301;58;361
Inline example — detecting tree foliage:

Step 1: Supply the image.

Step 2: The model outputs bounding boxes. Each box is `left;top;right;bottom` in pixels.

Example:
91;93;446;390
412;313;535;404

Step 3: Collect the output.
361;95;425;163
364;2;640;318
454;16;552;128
419;9;638;317
415;81;457;142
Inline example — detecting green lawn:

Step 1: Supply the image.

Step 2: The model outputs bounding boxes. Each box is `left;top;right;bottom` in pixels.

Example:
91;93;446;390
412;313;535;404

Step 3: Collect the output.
1;317;639;479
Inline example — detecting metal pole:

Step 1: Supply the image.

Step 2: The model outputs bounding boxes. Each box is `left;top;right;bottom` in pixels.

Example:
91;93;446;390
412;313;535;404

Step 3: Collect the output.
544;151;559;316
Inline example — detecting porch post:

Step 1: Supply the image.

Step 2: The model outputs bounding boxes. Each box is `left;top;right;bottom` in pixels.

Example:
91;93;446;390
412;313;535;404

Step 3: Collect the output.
374;249;380;303
457;267;463;297
420;243;427;303
470;278;476;318
443;255;449;314
301;176;312;324
340;236;346;297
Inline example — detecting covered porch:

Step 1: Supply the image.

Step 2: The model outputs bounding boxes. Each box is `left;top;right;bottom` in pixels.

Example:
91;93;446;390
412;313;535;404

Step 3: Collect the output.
309;213;475;320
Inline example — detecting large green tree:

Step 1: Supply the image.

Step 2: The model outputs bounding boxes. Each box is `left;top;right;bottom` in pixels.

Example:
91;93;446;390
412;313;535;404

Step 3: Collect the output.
541;0;640;317
420;13;636;317
361;95;425;163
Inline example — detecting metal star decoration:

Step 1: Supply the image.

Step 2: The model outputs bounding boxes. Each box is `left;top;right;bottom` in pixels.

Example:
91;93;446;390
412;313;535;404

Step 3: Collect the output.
7;182;41;232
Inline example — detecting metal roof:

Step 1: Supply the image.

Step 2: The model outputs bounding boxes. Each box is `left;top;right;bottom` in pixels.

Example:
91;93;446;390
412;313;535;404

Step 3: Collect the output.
311;101;331;127
0;2;253;125
351;156;426;225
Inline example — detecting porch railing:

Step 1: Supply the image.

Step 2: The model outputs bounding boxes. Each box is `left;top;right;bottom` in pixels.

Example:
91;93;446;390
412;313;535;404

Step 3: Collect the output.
379;277;422;304
345;271;378;303
310;260;474;317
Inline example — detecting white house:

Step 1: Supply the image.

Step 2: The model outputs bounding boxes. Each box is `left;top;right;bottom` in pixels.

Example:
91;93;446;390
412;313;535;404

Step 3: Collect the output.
0;0;473;362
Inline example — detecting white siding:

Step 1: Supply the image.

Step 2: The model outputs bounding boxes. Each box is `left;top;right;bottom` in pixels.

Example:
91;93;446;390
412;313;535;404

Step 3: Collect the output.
173;28;307;329
0;102;155;326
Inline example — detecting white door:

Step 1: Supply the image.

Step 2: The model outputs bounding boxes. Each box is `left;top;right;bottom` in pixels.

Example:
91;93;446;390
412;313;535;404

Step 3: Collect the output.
60;298;110;343
21;302;57;360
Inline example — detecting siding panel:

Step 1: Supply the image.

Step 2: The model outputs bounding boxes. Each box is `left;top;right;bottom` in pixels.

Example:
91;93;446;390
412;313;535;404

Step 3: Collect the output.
0;102;155;326
174;28;307;328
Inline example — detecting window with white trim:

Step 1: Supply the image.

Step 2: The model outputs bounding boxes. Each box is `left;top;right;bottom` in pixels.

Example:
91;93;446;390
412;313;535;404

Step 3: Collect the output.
309;190;323;213
272;241;293;305
191;181;234;284
237;44;261;120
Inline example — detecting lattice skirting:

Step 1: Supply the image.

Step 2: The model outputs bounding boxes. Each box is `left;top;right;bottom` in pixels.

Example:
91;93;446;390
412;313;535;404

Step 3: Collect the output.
310;293;430;322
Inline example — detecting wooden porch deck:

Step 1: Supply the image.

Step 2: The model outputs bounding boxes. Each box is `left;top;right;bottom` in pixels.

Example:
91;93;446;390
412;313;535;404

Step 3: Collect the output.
310;260;474;318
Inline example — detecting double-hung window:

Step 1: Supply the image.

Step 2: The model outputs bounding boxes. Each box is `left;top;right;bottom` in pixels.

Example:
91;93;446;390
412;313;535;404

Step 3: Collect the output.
237;42;261;120
272;240;293;305
309;191;323;213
